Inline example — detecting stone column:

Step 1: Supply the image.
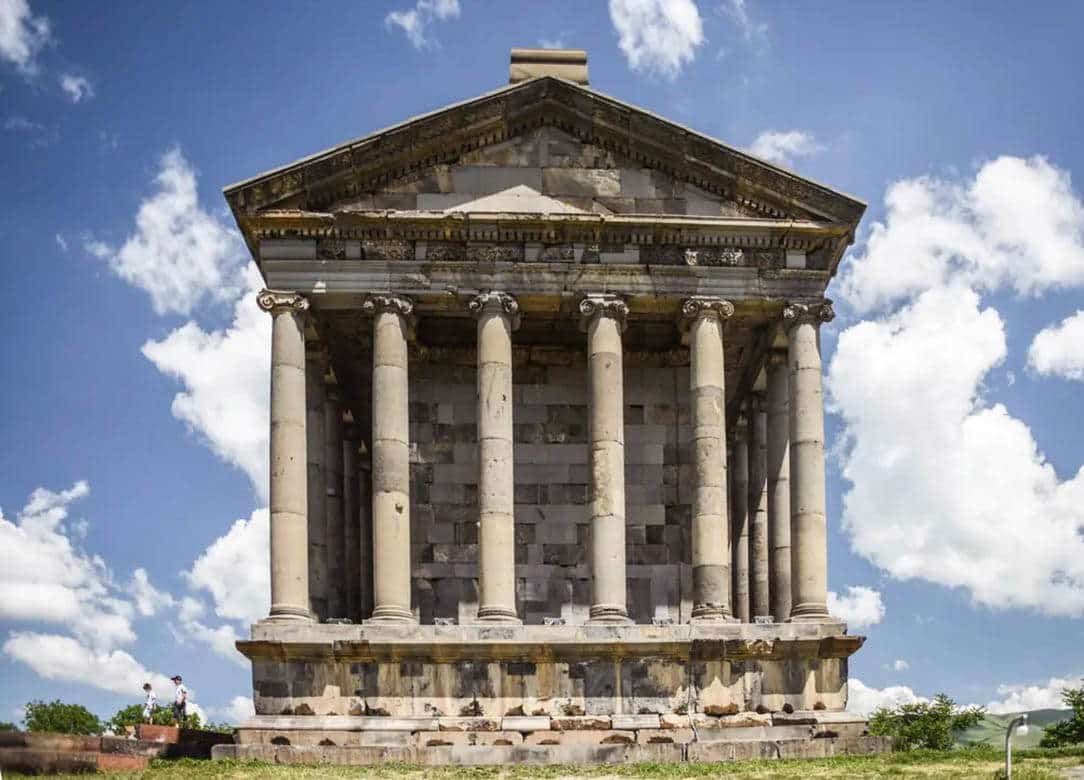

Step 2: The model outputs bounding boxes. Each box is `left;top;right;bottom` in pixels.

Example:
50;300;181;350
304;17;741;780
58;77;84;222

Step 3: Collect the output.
783;301;834;622
681;296;735;622
304;344;328;619
469;292;521;623
749;393;771;620
580;294;631;624
363;295;415;623
257;290;312;621
766;350;792;622
730;416;750;623
342;426;361;623
324;388;345;618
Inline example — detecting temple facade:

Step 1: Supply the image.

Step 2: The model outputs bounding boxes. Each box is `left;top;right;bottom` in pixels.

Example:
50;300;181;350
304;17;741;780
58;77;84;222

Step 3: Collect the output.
219;50;889;764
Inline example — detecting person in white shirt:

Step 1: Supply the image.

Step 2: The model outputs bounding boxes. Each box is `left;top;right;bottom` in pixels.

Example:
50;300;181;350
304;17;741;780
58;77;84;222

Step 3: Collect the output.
170;675;187;725
141;683;158;724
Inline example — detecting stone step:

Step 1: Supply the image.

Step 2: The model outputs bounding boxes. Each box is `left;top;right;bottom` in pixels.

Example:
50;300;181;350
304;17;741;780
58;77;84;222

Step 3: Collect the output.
695;724;814;742
0;747;150;774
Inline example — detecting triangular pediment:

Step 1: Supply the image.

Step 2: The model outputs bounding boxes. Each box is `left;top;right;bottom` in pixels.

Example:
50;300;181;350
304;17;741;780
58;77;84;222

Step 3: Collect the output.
225;77;865;235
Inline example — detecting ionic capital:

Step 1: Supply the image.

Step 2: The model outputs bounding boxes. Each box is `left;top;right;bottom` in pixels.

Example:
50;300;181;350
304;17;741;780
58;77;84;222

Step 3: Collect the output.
578;294;628;332
257;289;309;315
782;300;834;330
362;294;414;319
468;291;521;329
681;296;735;323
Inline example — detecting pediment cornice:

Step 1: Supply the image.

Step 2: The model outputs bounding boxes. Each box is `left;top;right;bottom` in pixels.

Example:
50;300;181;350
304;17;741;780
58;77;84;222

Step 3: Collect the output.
224;78;864;245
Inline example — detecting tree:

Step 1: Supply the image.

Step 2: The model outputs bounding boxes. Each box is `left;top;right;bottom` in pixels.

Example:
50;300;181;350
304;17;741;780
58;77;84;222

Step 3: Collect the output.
868;694;985;751
105;704;201;735
0;721;16;731
1040;682;1084;748
22;700;103;735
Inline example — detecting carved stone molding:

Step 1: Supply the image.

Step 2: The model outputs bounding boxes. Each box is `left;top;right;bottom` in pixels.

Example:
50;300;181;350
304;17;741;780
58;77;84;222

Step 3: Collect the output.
468;291;521;330
681;296;735;323
361;294;414;319
578;294;628;332
256;289;309;315
782;300;834;330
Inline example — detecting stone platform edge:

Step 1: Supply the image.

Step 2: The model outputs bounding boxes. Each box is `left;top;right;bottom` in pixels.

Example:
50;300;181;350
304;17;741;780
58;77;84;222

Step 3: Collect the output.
239;621;862;662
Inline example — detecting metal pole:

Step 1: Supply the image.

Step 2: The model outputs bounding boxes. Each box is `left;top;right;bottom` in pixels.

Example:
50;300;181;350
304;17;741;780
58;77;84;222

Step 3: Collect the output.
1005;713;1028;780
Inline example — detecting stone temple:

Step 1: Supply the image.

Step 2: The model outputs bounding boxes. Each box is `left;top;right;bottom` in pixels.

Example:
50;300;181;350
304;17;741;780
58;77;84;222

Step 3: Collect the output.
217;49;889;764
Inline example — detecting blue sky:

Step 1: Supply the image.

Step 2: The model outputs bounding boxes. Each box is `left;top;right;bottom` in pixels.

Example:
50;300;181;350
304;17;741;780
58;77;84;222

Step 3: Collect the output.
2;0;1084;725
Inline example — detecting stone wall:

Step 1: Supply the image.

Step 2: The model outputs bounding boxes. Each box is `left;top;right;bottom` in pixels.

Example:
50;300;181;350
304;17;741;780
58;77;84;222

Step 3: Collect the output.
408;346;693;625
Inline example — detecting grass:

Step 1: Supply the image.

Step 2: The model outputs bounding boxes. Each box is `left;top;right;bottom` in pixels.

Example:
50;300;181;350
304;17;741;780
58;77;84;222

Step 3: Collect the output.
960;710;1072;750
7;746;1084;780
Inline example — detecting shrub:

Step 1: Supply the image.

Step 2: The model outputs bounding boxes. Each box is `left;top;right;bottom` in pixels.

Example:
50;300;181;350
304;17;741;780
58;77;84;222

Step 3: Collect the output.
105;704;202;735
22;700;103;735
0;721;16;731
868;693;985;751
1040;682;1084;748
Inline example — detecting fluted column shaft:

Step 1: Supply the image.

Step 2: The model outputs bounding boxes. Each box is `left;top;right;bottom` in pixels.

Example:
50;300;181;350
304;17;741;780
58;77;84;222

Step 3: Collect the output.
581;295;630;624
258;290;312;621
324;389;345;618
304;345;328;619
730;419;750;623
682;297;735;622
766;351;792;622
470;292;521;623
342;428;361;623
785;301;834;622
749;394;770;620
365;295;415;623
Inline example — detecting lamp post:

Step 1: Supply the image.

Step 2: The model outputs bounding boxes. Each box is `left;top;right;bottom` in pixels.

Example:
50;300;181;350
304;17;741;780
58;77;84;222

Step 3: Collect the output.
1005;713;1029;780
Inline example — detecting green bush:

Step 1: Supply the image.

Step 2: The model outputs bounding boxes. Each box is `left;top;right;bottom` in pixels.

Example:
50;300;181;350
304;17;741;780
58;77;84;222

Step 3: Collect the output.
22;699;103;735
0;721;16;731
868;693;985;751
1040;681;1084;747
105;703;202;735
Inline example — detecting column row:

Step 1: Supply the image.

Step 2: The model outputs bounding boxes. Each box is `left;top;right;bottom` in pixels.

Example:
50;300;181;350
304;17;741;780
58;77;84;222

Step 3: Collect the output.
258;289;834;626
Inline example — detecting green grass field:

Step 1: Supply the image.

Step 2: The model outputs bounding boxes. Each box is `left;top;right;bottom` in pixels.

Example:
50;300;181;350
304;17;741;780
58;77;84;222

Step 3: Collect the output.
7;747;1084;780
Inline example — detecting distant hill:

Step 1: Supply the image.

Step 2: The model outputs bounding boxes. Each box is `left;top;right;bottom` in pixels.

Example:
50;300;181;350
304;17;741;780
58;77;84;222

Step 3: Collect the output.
960;709;1072;749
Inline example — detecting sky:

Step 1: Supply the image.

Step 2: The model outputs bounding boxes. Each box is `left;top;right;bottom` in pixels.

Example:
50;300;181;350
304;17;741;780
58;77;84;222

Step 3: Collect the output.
2;0;1084;726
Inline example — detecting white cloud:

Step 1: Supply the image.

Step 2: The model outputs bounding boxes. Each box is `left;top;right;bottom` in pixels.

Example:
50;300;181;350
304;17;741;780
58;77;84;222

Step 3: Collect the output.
840;156;1084;314
82;238;111;258
3;632;172;698
0;481;138;649
986;674;1081;714
101;147;245;316
829;283;1084;616
59;72;93;102
211;695;254;725
0;0;50;76
54;233;67;252
130;568;175;617
385;0;460;49
1029;309;1084;382
893;659;910;672
848;678;927;716
827;585;885;629
748;129;823;167
720;0;766;46
183;507;268;626
538;38;566;49
142;263;270;498
609;0;704;79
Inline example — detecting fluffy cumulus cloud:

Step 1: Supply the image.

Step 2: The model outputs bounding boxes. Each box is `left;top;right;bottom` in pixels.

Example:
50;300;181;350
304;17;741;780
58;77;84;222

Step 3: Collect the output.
183;508;269;626
1029;309;1084;381
212;695;255;725
0;0;51;75
893;659;910;672
829;155;1084;617
59;72;93;102
986;674;1082;714
848;679;927;716
142;262;270;498
2;633;173;697
609;0;704;79
748;130;823;167
0;481;136;649
95;147;246;316
385;0;460;49
827;586;885;629
840;156;1084;314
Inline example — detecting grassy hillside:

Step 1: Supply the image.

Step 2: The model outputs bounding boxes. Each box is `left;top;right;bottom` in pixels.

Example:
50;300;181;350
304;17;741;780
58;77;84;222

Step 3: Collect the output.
960;709;1072;748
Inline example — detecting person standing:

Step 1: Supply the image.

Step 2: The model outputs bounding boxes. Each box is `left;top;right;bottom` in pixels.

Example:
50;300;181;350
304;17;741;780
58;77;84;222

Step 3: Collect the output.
170;675;187;726
141;682;158;724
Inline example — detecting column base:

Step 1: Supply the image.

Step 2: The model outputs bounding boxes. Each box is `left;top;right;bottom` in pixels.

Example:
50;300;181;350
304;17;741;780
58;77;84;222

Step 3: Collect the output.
690;611;739;624
788;603;832;622
475;606;522;624
267;604;314;622
364;605;416;624
587;605;631;624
